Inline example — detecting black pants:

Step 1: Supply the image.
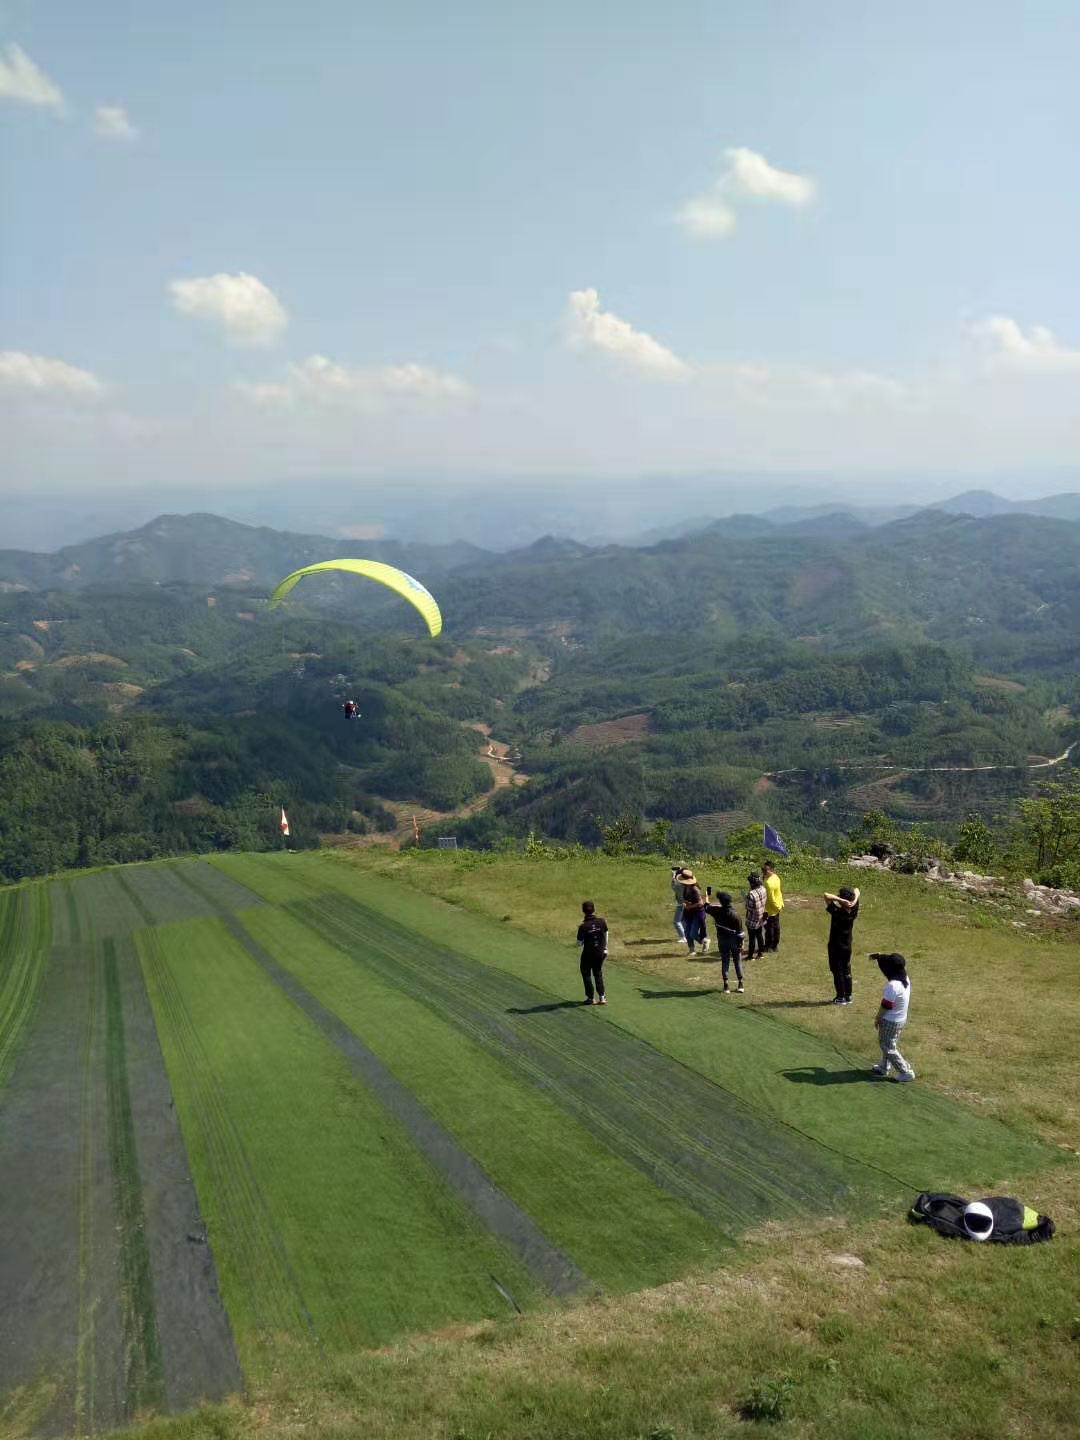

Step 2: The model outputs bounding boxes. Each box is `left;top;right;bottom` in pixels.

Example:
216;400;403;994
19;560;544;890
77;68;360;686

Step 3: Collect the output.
580;953;605;999
719;934;743;985
828;943;852;1000
764;914;781;951
746;925;765;958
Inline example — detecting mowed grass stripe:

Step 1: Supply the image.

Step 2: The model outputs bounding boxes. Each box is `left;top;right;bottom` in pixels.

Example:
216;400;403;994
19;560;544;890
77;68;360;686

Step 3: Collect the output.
138;915;541;1361
74;935;101;1436
0;886;50;1090
170;862;586;1299
252;853;1054;1192
289;893;887;1232
188;905;588;1300
239;905;729;1292
103;937;166;1416
138;925;317;1370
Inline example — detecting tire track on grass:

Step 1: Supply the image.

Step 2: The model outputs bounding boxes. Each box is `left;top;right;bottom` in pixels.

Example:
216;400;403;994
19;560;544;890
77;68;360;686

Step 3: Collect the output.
168;862;588;1300
292;895;885;1234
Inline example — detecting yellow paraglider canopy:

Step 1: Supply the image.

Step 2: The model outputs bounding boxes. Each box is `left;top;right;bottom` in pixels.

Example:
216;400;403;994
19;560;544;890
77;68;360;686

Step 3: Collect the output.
268;559;442;638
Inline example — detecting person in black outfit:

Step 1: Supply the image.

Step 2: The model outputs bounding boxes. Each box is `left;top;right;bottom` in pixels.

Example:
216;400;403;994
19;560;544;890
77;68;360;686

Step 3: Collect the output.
823;886;860;1004
576;900;608;1005
705;889;745;993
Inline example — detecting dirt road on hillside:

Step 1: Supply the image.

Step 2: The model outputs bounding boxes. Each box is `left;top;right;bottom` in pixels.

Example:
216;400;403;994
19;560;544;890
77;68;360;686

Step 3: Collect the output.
327;722;528;850
762;738;1077;782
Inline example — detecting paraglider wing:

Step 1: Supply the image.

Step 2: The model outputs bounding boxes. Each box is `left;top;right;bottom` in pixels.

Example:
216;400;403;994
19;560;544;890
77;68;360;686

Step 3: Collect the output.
268;559;442;638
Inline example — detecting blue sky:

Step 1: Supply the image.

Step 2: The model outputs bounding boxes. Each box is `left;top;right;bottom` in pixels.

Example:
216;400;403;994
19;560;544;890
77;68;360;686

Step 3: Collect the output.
3;0;1080;499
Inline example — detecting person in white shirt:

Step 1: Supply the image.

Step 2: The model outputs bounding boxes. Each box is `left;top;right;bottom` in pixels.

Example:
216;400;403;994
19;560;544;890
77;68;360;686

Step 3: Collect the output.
870;952;915;1081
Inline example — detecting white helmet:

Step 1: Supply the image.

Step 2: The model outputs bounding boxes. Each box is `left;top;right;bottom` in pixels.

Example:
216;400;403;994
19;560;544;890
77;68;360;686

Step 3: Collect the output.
962;1201;994;1241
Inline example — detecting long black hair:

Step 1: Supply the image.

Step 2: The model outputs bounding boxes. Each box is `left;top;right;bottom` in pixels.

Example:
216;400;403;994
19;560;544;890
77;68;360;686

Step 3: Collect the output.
873;952;909;988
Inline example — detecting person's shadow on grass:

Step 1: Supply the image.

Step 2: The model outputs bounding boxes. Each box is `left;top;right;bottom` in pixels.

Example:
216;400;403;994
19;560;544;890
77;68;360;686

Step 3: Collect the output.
506;1000;585;1015
752;1000;835;1010
638;987;722;1000
781;1067;879;1085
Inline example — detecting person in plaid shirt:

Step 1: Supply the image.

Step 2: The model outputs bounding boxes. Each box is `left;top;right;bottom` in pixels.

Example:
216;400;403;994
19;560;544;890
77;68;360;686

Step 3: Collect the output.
744;873;767;959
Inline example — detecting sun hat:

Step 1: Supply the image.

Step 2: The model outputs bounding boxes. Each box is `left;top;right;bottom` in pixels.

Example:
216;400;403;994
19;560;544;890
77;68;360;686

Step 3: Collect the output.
962;1201;994;1241
678;869;698;885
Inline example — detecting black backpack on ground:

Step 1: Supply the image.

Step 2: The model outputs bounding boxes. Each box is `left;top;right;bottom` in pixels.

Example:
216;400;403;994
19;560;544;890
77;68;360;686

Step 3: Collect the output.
910;1192;1055;1245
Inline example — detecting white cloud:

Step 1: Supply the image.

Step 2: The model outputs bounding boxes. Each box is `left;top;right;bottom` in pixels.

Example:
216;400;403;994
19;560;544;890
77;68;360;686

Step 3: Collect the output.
95;103;138;141
675;145;815;239
234;354;473;409
673;195;737;240
169;272;288;348
0;42;64;109
0;350;104;396
565;288;691;378
973;315;1080;373
724;147;816;206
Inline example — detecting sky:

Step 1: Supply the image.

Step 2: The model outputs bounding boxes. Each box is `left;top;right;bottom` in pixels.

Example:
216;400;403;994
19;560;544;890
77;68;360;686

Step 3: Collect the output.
4;0;1080;519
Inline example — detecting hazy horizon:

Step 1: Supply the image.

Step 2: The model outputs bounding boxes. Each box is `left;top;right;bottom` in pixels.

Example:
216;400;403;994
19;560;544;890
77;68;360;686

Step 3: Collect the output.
4;469;1080;554
5;2;1080;536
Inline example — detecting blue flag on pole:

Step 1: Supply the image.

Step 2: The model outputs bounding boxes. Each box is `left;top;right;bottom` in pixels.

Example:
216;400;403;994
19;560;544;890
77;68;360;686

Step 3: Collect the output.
763;822;789;857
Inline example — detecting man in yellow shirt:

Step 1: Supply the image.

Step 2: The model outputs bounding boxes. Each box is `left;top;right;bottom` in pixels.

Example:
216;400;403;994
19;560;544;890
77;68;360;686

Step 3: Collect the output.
762;861;784;952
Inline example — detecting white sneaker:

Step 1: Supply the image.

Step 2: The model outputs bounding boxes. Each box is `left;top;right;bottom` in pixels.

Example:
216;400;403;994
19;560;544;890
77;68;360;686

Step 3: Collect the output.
599;996;607;1005
700;939;710;954
736;985;744;993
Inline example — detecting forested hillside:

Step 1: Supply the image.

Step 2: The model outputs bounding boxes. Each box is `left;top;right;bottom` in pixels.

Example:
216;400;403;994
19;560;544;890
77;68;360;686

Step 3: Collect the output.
0;509;1077;880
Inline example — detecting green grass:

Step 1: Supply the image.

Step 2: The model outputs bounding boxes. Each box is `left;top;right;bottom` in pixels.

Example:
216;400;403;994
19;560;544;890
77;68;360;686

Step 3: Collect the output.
215;851;1058;1192
237;903;731;1290
102;938;164;1415
0;885;50;1090
3;848;1077;1440
137;917;539;1373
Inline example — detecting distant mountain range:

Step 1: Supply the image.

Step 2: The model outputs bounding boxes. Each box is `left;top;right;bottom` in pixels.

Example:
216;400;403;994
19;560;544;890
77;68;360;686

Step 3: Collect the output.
1;505;1079;680
0;513;485;594
626;489;1080;546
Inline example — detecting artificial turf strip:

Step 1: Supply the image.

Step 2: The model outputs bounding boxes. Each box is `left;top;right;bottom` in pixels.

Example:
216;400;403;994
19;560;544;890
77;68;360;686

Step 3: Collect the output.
102;937;166;1417
0;885;50;1091
206;904;587;1300
167;861;588;1299
238;904;732;1292
287;892;895;1231
213;853;1056;1193
0;889;132;1438
136;916;541;1367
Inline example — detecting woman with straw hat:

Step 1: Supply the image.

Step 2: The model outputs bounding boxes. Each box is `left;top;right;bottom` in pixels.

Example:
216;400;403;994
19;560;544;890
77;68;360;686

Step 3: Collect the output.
677;868;708;955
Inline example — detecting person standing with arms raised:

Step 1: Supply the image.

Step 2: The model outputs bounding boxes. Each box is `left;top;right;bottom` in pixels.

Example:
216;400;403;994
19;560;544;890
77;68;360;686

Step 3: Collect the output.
823;886;860;1004
762;861;784;953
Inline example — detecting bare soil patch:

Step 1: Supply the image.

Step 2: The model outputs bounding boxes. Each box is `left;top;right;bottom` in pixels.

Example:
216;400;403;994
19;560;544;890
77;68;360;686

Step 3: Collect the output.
51;653;127;670
974;674;1026;693
568;713;650;748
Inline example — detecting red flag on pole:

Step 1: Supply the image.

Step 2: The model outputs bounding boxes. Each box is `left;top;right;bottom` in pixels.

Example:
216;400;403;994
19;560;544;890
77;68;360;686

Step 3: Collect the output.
280;807;291;837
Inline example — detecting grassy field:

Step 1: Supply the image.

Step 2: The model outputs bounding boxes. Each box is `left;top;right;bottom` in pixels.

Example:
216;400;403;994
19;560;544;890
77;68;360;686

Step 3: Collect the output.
0;848;1076;1440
